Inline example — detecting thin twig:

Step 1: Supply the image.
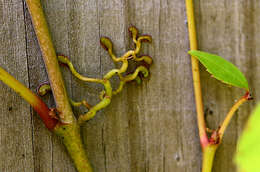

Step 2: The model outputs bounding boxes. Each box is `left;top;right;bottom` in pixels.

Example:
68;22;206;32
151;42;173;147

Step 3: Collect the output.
185;0;208;147
26;0;74;123
218;92;251;141
0;67;58;130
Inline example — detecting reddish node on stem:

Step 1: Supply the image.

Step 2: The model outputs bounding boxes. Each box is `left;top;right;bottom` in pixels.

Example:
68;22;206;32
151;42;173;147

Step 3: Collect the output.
32;99;58;130
200;135;209;148
209;129;220;145
244;91;253;100
49;108;60;120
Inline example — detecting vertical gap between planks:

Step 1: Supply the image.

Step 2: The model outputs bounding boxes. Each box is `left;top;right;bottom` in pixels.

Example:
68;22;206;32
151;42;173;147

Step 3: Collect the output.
22;1;36;171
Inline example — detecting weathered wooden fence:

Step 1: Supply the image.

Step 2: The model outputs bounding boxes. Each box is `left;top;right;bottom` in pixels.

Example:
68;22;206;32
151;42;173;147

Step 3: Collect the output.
1;0;259;171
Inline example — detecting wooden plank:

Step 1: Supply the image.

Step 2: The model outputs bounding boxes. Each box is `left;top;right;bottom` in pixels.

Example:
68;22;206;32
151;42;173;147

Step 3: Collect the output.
40;1;75;171
66;1;106;172
195;0;260;171
98;1;131;171
24;0;75;171
23;1;53;172
126;1;200;171
1;0;260;172
0;0;34;171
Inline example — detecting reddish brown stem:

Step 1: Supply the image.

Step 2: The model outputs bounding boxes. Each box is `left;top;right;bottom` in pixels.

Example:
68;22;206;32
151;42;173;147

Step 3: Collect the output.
0;66;58;130
32;98;58;130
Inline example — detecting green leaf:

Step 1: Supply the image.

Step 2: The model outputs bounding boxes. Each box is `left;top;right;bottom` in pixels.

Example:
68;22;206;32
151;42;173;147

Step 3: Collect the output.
235;103;260;172
188;50;249;91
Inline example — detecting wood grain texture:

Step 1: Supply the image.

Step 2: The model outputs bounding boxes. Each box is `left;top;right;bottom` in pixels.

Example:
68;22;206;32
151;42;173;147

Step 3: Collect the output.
0;0;259;171
0;0;34;171
195;1;259;171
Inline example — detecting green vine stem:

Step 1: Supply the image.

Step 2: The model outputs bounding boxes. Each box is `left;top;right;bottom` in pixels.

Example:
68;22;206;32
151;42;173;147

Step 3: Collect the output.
185;0;208;147
201;145;218;172
55;123;93;171
26;0;93;171
185;0;252;172
201;93;250;172
26;0;74;124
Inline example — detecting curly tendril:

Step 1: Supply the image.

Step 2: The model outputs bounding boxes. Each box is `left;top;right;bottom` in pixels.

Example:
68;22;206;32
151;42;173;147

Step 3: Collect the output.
39;26;153;125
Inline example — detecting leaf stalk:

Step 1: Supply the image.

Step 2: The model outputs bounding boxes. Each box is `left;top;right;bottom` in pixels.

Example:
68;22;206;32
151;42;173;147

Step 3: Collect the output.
218;92;252;141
